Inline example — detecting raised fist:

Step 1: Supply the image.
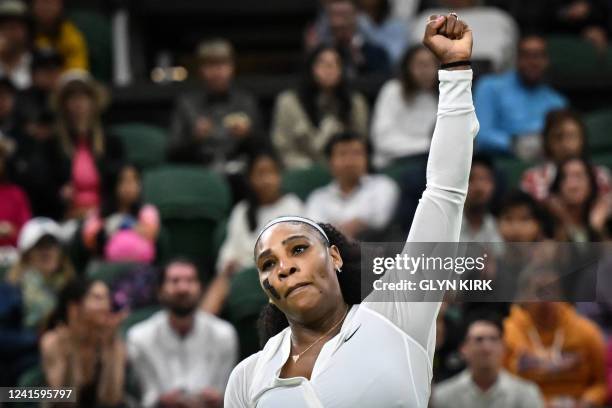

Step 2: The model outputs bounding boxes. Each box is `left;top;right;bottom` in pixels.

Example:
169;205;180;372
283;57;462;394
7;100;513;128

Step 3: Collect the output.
423;14;473;65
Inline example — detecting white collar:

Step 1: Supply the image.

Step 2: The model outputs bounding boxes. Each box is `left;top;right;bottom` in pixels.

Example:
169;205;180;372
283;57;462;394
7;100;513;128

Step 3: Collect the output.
249;304;362;403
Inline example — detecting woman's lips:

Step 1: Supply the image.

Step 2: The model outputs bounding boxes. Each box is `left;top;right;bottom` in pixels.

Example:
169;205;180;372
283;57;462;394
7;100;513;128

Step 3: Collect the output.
285;282;312;298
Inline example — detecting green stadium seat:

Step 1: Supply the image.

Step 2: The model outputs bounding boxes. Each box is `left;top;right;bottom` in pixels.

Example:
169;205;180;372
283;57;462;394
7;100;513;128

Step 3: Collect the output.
496;157;531;188
86;261;141;286
17;364;45;387
110;123;168;170
223;267;268;359
68;10;112;82
585;108;612;153
282;164;331;201
380;156;428;186
592;152;612;170
143;166;232;276
547;35;600;77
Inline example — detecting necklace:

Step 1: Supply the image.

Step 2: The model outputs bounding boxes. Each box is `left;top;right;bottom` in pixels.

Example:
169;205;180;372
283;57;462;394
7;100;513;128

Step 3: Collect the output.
290;306;349;363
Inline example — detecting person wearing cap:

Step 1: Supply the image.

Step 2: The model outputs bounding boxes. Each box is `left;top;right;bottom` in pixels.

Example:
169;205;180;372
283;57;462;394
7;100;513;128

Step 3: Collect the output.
0;0;32;89
31;0;88;71
51;69;124;219
0;137;31;248
169;38;261;173
18;47;63;126
6;217;74;330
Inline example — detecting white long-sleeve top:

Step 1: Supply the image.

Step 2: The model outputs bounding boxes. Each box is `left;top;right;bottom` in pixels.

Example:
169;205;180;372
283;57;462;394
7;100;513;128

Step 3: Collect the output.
224;69;480;408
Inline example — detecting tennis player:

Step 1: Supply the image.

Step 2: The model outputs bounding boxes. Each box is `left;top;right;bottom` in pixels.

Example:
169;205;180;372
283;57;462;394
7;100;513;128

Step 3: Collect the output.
225;13;479;407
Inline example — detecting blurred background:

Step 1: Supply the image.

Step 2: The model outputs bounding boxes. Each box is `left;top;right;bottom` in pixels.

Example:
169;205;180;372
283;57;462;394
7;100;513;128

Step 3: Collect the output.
1;0;612;407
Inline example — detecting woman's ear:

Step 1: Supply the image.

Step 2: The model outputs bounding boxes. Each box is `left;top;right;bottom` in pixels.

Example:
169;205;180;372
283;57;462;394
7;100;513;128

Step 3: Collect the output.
329;244;343;271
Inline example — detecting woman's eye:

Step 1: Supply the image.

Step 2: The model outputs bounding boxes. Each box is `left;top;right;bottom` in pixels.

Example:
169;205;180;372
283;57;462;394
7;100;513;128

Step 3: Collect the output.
262;260;275;271
293;245;308;255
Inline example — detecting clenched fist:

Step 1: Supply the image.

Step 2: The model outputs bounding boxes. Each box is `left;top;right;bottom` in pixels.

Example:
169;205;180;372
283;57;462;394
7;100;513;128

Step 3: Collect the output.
423;14;473;66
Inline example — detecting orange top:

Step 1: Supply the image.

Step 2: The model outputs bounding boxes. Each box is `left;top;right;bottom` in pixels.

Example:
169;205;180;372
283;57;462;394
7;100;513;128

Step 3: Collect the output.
503;303;608;406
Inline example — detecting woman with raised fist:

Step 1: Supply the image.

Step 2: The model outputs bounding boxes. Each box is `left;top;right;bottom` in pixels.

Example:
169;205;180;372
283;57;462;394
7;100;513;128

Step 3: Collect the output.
225;13;479;407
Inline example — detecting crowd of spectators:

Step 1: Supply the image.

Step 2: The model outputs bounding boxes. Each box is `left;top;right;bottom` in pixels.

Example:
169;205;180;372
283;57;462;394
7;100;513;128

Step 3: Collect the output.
0;0;612;407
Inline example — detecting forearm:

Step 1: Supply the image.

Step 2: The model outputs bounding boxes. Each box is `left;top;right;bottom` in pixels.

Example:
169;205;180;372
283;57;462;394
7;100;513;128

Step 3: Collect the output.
407;68;478;243
97;341;125;406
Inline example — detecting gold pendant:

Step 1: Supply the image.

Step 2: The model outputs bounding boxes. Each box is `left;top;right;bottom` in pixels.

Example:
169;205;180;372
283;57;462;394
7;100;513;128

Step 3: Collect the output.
292;355;299;363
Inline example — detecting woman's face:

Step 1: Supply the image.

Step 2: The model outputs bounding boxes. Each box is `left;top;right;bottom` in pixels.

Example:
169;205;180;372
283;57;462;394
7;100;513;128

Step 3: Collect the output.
255;223;344;323
313;49;342;91
28;237;62;277
547;119;584;162
559;159;591;207
499;205;541;242
249;156;281;205
116;166;141;207
408;48;437;91
64;91;94;123
81;281;111;326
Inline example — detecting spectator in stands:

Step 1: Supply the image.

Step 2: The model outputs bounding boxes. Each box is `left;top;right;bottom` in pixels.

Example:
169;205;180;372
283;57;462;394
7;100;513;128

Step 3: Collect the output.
548;156;611;242
491;0;609;50
82;163;160;264
370;45;437;169
412;0;519;72
307;0;391;76
460;154;502;242
0;0;31;90
474;35;568;159
6;217;73;330
358;0;409;63
0;77;21;140
41;278;126;407
306;131;399;239
10;109;69;220
272;45;368;169
521;109;611;202
0;139;30;248
169;39;261;173
202;150;304;315
127;258;237;408
18;48;63;130
433;311;544;408
504;269;608;407
499;190;550;243
607;339;612;406
31;0;88;71
51;69;124;219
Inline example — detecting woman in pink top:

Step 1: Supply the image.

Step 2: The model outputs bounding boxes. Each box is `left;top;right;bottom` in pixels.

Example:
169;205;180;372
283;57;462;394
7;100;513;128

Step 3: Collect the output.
82;164;160;263
52;70;123;219
0;140;31;247
521;109;610;202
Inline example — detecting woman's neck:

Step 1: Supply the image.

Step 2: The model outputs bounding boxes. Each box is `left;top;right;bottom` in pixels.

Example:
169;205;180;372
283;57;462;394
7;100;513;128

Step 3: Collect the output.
564;202;586;226
289;303;349;347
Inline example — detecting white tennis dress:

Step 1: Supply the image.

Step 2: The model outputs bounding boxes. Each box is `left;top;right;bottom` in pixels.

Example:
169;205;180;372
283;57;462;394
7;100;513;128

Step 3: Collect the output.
224;69;480;408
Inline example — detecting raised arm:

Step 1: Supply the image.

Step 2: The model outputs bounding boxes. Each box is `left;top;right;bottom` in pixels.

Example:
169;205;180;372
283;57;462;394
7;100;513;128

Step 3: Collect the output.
364;14;478;358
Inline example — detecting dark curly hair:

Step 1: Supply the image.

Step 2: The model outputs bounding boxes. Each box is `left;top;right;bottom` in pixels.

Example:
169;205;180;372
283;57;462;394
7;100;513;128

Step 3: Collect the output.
257;222;362;345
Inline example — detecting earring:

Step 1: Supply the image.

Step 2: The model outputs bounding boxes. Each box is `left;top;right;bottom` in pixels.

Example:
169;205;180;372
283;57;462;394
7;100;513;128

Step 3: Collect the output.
336;267;342;274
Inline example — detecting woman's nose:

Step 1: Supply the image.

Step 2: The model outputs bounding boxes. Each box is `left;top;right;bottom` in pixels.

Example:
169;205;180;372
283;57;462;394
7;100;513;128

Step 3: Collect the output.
277;258;298;278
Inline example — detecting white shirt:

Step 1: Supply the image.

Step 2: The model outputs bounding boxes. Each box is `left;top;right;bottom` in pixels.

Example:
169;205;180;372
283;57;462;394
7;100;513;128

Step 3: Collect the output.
127;310;238;407
216;194;304;273
305;174;399;230
0;53;31;89
224;69;480;407
433;369;544;408
412;8;518;72
371;79;437;168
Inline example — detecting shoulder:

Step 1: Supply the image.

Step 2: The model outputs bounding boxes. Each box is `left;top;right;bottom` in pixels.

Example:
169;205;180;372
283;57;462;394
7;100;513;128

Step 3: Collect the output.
306;183;333;204
500;370;538;390
198;311;238;342
40;328;66;354
366;174;398;191
226;351;262;405
61;20;84;37
433;371;468;400
276;89;299;105
476;73;507;90
279;194;304;210
229;200;249;220
126;310;165;344
378;79;402;98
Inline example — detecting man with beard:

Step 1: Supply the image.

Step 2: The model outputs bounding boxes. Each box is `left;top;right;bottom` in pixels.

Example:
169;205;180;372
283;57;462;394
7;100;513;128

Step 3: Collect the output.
127;258;238;408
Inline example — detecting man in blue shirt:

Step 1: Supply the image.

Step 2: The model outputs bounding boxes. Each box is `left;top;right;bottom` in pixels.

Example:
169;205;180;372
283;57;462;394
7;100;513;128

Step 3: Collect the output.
474;34;567;158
